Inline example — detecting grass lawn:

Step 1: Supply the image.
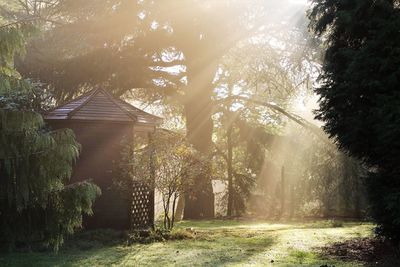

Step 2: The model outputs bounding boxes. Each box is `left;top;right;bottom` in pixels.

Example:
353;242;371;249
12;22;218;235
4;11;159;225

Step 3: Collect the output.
0;219;393;266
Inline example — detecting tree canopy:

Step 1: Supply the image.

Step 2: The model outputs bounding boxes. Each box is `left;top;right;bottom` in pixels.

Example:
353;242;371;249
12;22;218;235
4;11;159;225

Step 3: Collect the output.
0;1;374;241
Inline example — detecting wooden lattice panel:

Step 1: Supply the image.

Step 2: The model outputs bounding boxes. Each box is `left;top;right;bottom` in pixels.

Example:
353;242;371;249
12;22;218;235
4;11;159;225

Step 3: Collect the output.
131;182;154;229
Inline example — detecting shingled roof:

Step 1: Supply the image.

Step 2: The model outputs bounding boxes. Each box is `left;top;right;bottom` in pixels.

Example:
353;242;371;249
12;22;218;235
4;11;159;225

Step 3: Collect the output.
44;88;162;125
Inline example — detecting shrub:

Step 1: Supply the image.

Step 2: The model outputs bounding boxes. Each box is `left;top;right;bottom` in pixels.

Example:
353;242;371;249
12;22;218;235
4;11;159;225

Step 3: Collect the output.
127;228;195;244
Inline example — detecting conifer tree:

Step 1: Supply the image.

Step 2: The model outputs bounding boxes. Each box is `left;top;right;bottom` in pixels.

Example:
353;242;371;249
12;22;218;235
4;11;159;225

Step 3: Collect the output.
309;0;400;242
0;21;100;251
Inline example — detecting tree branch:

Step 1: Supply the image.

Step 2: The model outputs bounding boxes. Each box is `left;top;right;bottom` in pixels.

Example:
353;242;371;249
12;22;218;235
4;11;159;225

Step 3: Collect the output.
216;95;333;146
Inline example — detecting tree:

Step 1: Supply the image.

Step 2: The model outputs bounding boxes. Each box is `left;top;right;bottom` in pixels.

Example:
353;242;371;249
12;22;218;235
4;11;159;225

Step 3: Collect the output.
291;126;366;218
212;28;317;216
12;0;315;219
120;131;204;230
132;0;318;218
309;0;400;241
0;21;100;251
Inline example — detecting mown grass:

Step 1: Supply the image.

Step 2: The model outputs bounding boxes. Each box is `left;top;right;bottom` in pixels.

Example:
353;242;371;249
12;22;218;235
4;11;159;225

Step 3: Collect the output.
0;220;376;266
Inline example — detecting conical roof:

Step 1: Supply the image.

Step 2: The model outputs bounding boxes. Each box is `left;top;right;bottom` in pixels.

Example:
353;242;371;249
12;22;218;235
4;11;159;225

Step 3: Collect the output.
45;88;162;125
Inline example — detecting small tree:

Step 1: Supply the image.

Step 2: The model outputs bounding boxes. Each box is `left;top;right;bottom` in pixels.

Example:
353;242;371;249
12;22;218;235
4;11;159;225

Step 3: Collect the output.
122;131;205;230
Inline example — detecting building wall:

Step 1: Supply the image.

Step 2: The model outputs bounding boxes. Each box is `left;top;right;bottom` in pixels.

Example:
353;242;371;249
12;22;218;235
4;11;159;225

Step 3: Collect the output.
47;120;133;229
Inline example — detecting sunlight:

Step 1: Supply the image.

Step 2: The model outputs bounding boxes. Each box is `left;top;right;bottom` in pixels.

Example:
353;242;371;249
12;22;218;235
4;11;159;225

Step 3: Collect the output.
289;0;309;5
3;0;396;265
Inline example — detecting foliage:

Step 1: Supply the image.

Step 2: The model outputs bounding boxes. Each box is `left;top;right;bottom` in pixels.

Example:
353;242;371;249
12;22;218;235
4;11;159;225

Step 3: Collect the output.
0;22;100;251
297;130;366;217
212;116;262;216
309;0;400;242
211;34;318;216
119;130;206;230
11;0;317;219
128;228;195;244
245;121;367;219
3;0;368;225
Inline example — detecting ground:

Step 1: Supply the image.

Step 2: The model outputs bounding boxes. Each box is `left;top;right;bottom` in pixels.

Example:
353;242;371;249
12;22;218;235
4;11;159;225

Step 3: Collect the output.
0;220;398;267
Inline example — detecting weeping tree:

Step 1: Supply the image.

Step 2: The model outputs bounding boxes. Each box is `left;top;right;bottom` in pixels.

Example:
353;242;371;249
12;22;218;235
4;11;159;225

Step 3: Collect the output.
281;125;367;218
0;22;100;251
211;25;318;215
303;143;366;218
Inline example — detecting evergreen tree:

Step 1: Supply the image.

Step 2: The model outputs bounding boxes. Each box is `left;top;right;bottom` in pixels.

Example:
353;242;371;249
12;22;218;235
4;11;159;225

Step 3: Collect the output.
12;0;311;219
0;22;100;251
309;0;400;242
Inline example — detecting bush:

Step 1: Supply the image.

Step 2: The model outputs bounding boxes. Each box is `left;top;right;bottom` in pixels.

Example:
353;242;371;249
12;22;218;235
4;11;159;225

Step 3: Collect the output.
329;220;344;228
169;228;196;240
127;228;195;244
366;171;400;243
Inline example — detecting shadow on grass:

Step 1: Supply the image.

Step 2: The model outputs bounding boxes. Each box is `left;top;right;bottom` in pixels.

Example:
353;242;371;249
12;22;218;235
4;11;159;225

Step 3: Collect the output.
0;228;276;267
177;219;371;230
115;229;277;266
317;237;400;267
0;220;374;267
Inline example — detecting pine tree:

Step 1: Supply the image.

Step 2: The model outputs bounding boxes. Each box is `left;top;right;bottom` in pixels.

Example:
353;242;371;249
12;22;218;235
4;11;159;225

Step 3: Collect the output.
309;0;400;242
0;22;100;251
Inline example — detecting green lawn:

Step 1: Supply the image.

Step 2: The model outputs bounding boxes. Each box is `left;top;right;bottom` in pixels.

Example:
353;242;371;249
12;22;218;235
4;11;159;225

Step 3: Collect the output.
0;220;384;266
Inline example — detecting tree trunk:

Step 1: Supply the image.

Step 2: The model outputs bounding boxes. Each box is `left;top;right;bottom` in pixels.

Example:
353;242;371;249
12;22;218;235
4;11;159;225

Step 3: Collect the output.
289;181;294;218
182;59;217;220
148;132;156;229
227;125;234;217
280;166;285;218
174;196;185;222
171;193;178;229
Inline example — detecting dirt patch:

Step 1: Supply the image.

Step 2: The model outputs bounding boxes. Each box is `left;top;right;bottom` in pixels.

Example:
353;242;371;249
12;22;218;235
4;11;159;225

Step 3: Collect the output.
320;238;400;266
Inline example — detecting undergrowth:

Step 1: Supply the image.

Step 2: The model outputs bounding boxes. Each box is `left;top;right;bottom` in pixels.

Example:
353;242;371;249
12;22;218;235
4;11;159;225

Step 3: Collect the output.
127;228;195;244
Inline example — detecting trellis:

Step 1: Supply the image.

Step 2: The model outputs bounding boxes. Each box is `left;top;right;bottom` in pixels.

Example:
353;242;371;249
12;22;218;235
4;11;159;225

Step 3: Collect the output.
131;182;154;229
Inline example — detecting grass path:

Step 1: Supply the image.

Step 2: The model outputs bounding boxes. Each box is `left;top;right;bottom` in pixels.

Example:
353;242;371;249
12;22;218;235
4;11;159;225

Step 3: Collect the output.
0;220;375;266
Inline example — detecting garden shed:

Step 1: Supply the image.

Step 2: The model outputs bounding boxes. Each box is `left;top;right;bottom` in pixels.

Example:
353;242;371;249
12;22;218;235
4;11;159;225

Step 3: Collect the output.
45;88;162;229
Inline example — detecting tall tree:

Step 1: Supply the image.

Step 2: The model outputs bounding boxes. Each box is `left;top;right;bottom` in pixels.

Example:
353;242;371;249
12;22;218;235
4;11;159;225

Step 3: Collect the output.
212;30;316;215
141;0;249;219
0;19;99;251
309;0;400;241
12;0;312;219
